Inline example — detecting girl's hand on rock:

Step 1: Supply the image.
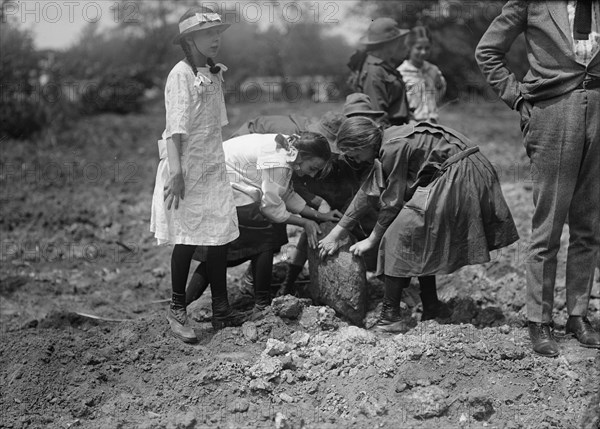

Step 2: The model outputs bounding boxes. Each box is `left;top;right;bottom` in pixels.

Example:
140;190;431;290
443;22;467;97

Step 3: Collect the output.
349;237;376;257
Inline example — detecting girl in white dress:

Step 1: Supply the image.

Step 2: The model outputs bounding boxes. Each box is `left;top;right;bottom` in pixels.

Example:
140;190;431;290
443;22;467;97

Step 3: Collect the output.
397;26;447;123
150;6;242;343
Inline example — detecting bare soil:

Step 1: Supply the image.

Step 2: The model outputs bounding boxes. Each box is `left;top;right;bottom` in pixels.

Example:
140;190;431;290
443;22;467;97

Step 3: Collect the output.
1;101;599;429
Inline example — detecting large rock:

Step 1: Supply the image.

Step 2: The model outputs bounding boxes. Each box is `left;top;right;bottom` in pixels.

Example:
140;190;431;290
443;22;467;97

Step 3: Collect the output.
307;222;367;326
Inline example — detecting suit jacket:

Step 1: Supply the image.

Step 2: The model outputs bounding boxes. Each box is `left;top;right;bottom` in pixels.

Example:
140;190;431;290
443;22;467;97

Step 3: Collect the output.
475;0;600;108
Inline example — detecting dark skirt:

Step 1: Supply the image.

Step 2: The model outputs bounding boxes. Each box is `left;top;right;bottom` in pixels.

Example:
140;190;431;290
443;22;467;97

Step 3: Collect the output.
193;202;288;263
377;147;519;277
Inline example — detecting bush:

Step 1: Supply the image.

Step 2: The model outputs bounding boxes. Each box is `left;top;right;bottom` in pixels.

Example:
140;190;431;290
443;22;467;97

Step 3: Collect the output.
0;19;50;139
79;67;148;115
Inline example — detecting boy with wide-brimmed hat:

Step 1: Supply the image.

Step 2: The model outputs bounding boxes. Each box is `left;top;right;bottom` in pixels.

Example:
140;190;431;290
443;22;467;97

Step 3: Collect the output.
349;18;411;126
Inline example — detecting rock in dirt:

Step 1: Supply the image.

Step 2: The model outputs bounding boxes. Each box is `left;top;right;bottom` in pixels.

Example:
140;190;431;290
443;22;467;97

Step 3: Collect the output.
336;326;376;344
248;355;283;380
474;306;505;327
241;321;258;342
232;399;249;413
289;331;311;348
249;379;272;392
307;222;367;326
467;393;495;421
264;339;290;357
299;306;339;331
166;411;196;429
271;295;310;319
407;386;448;419
450;298;479;324
274;412;291;429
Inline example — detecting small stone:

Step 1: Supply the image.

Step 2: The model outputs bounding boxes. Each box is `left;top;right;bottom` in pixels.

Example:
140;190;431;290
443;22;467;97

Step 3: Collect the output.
279;355;294;370
242;322;258;342
468;394;495;421
249;379;273;392
274;412;291;429
395;382;408;393
289;331;310;347
264;339;290;357
408;386;448;419
280;393;294;403
271;295;306;319
233;399;249;413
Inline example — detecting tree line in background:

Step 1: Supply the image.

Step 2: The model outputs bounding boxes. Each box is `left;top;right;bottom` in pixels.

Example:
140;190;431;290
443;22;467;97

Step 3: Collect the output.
1;0;527;139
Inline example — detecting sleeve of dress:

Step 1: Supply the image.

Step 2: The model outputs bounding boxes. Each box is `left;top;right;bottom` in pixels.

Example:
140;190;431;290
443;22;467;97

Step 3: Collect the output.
475;0;528;109
260;167;305;223
337;163;381;230
371;142;412;240
164;70;192;138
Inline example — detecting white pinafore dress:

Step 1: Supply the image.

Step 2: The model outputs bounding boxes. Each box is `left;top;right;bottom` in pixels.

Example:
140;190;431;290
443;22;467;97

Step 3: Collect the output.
150;61;239;246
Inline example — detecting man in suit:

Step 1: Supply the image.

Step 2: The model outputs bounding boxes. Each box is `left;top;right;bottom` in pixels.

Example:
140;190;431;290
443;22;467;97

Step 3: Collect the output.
476;1;600;357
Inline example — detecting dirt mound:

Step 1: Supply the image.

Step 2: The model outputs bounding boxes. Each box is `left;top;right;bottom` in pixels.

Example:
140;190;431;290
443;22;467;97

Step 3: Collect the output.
2;301;599;428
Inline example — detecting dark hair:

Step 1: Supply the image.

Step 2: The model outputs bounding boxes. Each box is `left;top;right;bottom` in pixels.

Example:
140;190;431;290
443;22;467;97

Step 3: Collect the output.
336;117;383;154
276;132;332;162
405;26;432;49
178;6;222;75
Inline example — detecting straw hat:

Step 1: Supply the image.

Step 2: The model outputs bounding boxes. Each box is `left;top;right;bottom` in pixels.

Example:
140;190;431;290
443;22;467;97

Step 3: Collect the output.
359;17;409;46
343;93;385;118
172;6;231;45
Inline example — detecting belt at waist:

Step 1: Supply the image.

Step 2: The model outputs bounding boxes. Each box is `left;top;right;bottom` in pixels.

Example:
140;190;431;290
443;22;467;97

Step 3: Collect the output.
577;78;600;90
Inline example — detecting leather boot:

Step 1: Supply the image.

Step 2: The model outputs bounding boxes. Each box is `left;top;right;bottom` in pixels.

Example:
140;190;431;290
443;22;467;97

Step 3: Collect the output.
211;295;247;330
248;290;271;321
419;276;450;320
421;301;452;321
372;301;410;333
166;292;198;343
276;264;302;297
528;322;559;357
565;316;600;349
372;276;410;333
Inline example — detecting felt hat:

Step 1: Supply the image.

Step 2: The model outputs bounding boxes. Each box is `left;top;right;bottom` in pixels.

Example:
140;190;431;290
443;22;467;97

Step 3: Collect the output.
343;93;386;118
359;17;409;46
172;6;231;45
307;111;345;153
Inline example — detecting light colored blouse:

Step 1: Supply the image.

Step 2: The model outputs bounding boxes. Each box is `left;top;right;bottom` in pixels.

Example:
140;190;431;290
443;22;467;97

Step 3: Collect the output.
223;134;307;223
398;60;446;123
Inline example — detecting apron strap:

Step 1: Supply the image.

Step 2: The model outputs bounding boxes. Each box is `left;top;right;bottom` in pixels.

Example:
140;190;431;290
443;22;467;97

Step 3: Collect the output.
438;146;479;173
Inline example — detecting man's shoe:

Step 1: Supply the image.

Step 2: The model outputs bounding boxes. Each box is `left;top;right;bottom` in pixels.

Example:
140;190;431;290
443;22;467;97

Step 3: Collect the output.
166;305;198;343
528;322;559;357
372;303;410;334
421;301;451;321
565;316;600;349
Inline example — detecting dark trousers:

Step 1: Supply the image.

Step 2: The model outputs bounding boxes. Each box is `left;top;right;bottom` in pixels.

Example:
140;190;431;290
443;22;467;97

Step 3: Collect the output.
522;88;600;323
